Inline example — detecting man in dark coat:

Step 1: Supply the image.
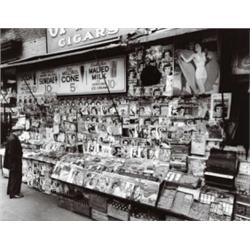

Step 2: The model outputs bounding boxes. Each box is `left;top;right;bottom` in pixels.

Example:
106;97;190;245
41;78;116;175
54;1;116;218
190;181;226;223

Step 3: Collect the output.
3;125;24;199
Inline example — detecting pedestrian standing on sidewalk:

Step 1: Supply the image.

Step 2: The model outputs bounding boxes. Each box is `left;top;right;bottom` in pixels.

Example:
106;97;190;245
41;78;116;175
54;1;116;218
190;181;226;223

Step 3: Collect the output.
3;124;24;199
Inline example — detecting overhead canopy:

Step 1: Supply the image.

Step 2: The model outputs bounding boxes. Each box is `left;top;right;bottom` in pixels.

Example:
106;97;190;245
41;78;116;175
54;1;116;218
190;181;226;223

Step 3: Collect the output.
0;28;208;70
0;42;127;69
128;28;207;44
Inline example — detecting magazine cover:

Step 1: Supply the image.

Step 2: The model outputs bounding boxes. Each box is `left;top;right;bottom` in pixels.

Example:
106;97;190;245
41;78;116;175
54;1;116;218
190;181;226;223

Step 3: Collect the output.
152;86;164;97
175;38;220;95
83;172;100;190
130;146;140;158
107;175;128;199
142;87;153;97
158;188;177;210
139;103;152;116
51;164;62;179
149;126;160;140
158;145;171;162
147;148;158;160
187;156;207;177
139;147;149;159
66;133;77;146
118;104;129;117
129;102;138;117
210;93;232;120
86;122;97;134
98;144;112;157
206;122;224;140
95;173;113;194
67;166;85;186
191;132;206;156
160;104;169;117
152;104;161;116
154;162;170;181
171;191;194;216
111;145;123;158
58;164;72;182
133;180;160;206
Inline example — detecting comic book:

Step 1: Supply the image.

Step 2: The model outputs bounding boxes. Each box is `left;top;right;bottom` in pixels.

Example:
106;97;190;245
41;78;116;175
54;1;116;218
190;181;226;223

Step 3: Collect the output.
134;179;160;206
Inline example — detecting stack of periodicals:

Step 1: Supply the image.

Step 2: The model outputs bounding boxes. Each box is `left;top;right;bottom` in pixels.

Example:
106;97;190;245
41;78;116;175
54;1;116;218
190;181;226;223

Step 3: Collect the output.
199;187;234;221
235;161;250;195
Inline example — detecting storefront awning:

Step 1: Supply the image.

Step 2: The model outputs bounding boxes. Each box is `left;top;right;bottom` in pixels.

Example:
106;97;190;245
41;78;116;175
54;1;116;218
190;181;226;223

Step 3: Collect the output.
0;42;127;69
129;28;207;44
1;28;208;70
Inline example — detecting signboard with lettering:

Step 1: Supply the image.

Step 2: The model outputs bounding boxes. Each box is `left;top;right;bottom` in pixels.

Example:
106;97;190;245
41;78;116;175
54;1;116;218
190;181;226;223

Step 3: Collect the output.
17;71;41;96
83;57;126;94
47;28;136;53
34;56;126;95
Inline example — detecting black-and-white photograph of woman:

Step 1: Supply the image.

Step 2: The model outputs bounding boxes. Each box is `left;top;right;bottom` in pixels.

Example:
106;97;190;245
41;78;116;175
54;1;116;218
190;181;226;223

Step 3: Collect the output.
176;41;220;95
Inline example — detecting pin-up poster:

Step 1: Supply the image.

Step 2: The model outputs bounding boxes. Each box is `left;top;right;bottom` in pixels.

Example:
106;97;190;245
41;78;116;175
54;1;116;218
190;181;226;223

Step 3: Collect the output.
175;37;220;95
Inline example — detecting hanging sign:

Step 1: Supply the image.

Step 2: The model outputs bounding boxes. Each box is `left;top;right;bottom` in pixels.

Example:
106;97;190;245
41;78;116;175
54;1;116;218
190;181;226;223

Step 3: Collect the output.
82;56;126;94
35;56;126;95
17;71;42;96
47;28;136;53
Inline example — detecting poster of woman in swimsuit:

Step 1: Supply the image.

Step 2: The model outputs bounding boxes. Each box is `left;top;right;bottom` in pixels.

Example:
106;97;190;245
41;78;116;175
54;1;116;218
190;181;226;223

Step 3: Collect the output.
175;38;220;96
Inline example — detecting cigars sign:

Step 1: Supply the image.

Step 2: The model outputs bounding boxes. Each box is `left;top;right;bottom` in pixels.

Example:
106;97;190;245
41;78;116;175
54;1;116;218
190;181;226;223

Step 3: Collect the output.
47;28;134;53
17;57;126;96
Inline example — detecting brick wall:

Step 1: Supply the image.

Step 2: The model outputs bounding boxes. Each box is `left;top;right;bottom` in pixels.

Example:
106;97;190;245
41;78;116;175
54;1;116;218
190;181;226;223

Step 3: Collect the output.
1;28;47;61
